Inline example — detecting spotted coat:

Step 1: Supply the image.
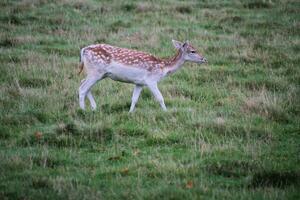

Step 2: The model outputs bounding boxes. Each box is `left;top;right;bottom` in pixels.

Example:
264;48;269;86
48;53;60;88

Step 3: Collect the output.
82;44;181;72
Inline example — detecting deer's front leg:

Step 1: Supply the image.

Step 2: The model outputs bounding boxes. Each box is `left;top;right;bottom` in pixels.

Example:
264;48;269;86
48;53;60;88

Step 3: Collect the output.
147;83;167;111
129;85;143;112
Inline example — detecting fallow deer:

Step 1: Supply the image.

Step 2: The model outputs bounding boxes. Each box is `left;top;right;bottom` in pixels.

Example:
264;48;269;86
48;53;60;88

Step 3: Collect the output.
78;40;207;112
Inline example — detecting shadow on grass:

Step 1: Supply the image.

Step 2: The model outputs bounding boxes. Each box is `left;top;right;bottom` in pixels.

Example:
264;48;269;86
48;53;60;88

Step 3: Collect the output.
243;1;273;9
206;160;257;178
250;171;300;188
101;102;131;114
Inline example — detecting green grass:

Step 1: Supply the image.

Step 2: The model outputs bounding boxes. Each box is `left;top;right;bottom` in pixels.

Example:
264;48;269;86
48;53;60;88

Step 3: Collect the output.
1;0;300;199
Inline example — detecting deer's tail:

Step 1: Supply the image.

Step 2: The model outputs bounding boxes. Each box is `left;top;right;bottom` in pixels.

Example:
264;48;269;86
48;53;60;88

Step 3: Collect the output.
78;62;84;75
78;48;85;75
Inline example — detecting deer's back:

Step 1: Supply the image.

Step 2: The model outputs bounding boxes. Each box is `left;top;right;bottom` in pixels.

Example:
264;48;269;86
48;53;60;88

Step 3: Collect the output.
83;44;164;72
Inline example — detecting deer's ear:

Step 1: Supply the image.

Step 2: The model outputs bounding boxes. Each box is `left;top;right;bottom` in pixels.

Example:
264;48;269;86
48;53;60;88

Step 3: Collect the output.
172;39;183;49
182;41;188;51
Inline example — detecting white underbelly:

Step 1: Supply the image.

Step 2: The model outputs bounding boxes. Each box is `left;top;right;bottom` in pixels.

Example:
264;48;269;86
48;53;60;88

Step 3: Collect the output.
106;63;148;85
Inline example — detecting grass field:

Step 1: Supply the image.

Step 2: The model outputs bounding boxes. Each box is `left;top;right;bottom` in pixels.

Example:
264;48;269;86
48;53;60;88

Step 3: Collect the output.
0;0;300;199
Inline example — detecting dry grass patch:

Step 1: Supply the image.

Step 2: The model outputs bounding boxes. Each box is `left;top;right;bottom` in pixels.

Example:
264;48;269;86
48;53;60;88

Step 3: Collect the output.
242;89;289;122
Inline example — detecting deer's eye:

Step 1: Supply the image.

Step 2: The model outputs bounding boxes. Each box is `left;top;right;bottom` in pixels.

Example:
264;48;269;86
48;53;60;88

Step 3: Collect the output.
190;51;196;53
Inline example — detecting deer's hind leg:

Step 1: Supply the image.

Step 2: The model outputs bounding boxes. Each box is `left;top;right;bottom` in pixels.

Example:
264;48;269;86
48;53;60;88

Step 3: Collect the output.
79;74;104;110
86;91;97;110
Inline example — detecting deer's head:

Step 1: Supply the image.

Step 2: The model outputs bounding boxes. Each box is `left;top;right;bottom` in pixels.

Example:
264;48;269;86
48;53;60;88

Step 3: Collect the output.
172;40;207;64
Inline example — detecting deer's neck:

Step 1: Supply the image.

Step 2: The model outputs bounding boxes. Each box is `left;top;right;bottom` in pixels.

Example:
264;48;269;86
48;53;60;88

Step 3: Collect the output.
163;50;185;75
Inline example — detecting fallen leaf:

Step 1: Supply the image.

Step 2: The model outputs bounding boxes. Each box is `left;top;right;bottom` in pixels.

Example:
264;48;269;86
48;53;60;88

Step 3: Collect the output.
186;180;193;189
120;168;129;175
133;149;140;156
35;131;42;140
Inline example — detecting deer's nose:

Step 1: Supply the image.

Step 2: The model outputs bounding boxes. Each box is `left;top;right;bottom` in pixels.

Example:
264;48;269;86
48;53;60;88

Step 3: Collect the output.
202;57;207;63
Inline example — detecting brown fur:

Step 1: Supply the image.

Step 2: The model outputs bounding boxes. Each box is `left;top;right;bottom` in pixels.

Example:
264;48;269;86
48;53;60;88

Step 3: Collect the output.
82;44;181;72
